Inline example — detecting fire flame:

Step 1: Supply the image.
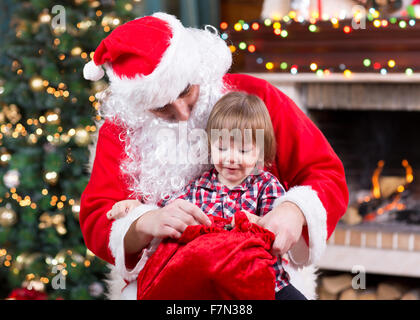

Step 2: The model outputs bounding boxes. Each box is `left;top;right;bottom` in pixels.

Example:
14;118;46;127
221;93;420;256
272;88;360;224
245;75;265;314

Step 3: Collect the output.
372;160;385;199
402;159;414;184
365;159;413;220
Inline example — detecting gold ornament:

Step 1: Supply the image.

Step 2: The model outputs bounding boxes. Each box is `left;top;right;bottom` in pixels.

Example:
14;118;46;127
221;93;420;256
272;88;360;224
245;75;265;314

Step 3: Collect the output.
54;249;83;266
0;148;11;166
60;134;71;144
92;80;108;93
44;171;59;185
47;135;63;146
71;46;82;56
23;278;45;292
13;252;42;271
3;169;20;189
90;1;101;8
38;10;51;24
71;200;81;220
27;133;38;145
45;110;60;124
74;127;90;146
2;104;21;124
0;205;17;227
39;212;67;235
29;76;44;92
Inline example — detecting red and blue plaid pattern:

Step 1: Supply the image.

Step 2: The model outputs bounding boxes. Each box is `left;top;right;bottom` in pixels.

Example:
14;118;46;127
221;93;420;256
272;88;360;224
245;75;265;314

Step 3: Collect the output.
158;167;290;292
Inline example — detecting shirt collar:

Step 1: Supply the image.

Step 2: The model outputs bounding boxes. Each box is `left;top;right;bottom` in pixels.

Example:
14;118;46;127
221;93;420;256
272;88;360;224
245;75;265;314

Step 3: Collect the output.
197;167;262;192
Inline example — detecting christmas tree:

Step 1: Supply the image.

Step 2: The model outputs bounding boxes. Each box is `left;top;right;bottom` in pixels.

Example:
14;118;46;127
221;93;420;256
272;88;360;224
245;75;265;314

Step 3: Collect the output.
0;0;139;300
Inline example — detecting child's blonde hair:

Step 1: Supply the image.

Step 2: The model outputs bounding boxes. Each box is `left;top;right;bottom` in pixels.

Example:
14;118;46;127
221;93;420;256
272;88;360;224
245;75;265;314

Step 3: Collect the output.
205;91;276;167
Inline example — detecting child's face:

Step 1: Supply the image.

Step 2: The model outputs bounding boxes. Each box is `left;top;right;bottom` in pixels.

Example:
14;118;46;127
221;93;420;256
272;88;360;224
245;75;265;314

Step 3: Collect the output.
211;137;261;186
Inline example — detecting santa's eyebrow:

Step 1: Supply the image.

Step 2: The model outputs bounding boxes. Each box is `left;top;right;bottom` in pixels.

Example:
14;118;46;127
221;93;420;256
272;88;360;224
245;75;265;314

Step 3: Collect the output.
178;84;191;97
150;85;192;112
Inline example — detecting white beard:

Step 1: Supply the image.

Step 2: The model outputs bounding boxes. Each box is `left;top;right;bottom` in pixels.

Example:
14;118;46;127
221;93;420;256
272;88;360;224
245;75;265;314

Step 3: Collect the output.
100;80;226;204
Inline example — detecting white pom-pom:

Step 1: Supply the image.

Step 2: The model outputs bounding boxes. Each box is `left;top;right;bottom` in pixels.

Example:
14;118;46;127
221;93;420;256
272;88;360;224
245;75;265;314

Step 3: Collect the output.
83;60;105;81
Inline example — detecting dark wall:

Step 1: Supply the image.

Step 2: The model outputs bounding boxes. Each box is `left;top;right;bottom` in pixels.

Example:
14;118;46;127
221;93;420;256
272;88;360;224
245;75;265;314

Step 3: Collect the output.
309;109;420;197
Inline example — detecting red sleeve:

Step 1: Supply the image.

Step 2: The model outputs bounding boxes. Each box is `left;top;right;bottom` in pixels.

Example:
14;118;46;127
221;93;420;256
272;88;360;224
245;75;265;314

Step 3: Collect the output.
224;73;349;240
80;120;131;265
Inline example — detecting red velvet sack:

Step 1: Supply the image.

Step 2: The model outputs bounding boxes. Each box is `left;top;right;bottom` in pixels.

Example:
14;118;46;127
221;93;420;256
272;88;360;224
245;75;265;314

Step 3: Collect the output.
137;211;277;300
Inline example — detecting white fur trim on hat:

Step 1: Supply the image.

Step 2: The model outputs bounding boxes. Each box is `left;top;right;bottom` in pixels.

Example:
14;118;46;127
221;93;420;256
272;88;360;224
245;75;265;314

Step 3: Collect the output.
274;186;327;266
108;204;161;282
83;60;105;81
105;12;232;110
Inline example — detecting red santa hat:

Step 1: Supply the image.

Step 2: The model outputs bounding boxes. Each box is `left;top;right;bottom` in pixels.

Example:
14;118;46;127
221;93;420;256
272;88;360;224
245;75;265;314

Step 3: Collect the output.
83;12;232;109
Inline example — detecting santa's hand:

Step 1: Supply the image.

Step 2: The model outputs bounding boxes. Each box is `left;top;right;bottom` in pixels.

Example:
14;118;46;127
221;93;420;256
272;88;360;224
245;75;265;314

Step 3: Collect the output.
257;201;306;257
136;199;212;239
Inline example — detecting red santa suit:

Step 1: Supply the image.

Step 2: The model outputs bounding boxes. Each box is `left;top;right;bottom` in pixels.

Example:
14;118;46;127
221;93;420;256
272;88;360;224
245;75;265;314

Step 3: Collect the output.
79;12;349;299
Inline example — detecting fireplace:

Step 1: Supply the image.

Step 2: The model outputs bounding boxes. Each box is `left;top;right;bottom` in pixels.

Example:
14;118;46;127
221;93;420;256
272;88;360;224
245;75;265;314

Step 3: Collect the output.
249;72;420;279
310;109;420;222
223;11;420;296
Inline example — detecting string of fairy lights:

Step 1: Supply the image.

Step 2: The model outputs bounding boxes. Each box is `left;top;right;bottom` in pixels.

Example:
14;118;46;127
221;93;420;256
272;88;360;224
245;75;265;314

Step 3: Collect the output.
0;0;142;295
219;7;418;76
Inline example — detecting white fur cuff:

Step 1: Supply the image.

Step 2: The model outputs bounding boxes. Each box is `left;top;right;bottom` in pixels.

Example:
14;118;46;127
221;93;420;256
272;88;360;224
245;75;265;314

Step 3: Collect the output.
108;204;158;282
274;186;327;266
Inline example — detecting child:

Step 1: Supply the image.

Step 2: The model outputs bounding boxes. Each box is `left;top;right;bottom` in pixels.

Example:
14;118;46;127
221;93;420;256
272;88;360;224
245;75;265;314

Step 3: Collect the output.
107;91;306;299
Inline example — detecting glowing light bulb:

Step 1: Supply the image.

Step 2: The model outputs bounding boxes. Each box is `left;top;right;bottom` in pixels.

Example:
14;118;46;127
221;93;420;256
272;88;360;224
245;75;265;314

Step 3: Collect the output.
251;22;260;30
363;59;372;67
388;60;396;68
265;62;274;70
405;68;414;76
247;45;256;53
309;24;317;32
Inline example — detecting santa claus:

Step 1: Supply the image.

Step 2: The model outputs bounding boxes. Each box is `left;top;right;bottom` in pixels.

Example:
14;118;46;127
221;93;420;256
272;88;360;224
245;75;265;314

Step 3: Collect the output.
80;12;349;300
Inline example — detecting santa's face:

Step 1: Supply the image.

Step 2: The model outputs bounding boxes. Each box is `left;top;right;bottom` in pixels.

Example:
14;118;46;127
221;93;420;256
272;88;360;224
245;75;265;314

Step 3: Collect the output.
116;81;226;204
149;85;201;122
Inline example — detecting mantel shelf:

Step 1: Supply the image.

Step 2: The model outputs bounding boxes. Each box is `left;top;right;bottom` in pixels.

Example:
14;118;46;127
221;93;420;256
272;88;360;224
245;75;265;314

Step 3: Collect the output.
247;72;420;85
318;245;420;278
317;224;420;278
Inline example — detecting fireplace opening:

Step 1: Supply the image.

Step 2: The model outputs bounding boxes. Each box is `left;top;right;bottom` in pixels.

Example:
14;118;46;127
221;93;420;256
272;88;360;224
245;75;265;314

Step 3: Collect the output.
309;109;420;226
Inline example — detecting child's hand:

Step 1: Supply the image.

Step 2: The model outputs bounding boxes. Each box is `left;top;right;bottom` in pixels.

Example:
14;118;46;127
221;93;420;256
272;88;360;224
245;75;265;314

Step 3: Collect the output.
231;210;261;227
135;199;212;239
107;199;142;220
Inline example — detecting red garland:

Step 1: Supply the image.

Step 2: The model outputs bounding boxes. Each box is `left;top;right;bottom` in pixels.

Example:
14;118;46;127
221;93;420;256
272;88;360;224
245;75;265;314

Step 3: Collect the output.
6;288;48;300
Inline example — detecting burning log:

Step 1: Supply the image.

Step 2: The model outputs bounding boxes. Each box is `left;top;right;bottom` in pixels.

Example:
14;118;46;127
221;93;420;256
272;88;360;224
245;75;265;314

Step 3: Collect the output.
379;177;407;198
357;159;415;223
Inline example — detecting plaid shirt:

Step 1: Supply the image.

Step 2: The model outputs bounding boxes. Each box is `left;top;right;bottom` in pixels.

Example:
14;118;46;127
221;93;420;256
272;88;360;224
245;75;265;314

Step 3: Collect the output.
158;167;290;292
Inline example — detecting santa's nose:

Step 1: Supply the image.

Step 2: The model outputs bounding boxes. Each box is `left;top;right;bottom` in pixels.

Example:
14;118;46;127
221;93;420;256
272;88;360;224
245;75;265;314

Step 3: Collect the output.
170;99;192;121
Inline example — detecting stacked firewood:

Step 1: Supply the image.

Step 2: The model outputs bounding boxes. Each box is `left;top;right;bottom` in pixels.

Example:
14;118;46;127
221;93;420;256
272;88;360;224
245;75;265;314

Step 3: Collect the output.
317;273;420;300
